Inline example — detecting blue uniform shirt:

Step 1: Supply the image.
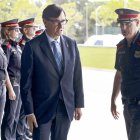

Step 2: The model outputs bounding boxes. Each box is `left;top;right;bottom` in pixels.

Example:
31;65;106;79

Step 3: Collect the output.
115;31;140;99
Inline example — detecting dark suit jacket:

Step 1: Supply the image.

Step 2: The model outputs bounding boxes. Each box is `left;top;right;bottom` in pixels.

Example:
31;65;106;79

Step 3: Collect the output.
20;32;84;124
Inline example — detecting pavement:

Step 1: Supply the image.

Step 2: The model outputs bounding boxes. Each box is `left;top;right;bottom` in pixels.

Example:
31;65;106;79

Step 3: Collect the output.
29;68;128;140
68;67;127;140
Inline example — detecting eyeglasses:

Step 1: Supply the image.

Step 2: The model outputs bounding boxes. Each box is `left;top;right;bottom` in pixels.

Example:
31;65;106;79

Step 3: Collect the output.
48;19;68;26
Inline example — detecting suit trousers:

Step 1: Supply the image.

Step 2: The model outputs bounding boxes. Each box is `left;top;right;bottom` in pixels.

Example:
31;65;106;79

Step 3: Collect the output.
16;104;29;140
33;99;71;140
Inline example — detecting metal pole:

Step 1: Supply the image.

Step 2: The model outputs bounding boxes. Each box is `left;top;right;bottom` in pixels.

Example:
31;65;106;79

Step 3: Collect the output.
124;0;128;8
95;8;98;35
95;6;101;35
85;3;88;40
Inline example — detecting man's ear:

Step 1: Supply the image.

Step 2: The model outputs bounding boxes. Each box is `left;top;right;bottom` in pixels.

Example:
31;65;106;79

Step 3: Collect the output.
23;27;27;34
43;19;48;28
136;19;140;26
43;18;47;24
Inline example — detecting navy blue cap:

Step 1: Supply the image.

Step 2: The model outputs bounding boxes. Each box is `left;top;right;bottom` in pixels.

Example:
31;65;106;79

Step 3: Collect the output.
19;18;37;27
115;8;140;22
1;19;20;28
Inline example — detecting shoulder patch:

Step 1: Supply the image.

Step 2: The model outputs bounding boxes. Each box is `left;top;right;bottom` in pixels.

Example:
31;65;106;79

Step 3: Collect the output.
3;41;11;48
18;38;26;46
116;39;125;49
136;39;140;46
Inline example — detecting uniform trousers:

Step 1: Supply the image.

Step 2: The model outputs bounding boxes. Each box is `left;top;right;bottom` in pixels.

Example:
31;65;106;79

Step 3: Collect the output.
16;104;31;140
0;85;6;139
16;105;27;139
1;85;22;140
33;99;71;140
123;103;140;140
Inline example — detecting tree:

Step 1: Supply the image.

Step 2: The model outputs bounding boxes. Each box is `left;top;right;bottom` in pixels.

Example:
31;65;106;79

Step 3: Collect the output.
0;0;18;21
11;0;38;21
90;0;140;26
61;2;83;42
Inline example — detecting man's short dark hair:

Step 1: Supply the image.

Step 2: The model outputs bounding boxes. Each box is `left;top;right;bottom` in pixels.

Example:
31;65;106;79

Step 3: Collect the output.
42;4;66;19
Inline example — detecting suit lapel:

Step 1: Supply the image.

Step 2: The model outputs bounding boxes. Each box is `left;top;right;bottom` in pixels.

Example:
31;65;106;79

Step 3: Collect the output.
40;32;59;74
60;36;69;74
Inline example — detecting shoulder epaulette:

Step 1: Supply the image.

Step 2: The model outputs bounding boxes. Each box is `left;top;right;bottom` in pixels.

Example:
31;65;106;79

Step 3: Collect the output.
116;39;125;49
135;33;140;46
18;38;26;46
136;39;140;46
2;40;11;48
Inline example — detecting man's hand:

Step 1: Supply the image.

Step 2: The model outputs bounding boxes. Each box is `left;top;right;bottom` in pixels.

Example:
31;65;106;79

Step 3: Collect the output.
111;102;120;120
74;108;82;120
27;114;38;132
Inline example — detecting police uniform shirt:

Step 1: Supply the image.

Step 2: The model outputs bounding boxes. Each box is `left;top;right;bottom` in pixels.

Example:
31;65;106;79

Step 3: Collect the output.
115;31;140;98
0;47;7;81
2;39;22;80
19;35;30;51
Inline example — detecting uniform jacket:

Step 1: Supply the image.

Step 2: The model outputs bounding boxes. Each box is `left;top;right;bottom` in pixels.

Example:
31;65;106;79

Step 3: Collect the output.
20;32;84;124
115;31;140;98
2;40;22;81
18;35;30;51
0;47;7;81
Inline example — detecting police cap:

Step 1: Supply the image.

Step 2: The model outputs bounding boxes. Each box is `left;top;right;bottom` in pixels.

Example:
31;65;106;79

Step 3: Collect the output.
115;8;140;23
1;19;20;29
19;18;37;28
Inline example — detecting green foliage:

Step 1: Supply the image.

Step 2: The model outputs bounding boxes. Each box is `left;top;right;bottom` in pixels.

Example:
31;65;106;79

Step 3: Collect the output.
61;2;83;39
0;0;18;21
90;0;140;26
11;0;38;20
78;46;116;70
1;0;140;43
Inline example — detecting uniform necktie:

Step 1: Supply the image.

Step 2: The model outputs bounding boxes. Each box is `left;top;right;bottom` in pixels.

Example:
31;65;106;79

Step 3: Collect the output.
51;41;63;73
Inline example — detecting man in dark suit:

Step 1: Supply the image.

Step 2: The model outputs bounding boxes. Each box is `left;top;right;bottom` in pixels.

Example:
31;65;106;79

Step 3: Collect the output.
20;4;84;140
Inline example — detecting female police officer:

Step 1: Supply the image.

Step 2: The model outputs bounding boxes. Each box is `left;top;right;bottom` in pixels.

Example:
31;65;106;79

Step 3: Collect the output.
1;19;22;140
0;23;16;139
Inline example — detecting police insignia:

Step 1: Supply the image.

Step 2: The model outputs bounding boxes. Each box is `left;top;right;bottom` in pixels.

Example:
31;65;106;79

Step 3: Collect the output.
119;10;124;15
134;51;140;58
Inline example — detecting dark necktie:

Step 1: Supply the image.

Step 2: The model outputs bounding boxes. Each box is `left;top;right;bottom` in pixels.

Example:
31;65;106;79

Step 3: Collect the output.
51;41;63;73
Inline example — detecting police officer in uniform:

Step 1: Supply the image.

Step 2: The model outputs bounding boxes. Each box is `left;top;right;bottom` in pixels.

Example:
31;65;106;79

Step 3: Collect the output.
1;19;22;140
17;18;37;140
0;24;16;140
111;8;140;140
18;18;37;51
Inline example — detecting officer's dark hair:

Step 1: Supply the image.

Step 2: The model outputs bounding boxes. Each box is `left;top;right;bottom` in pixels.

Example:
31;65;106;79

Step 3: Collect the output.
42;4;66;19
19;28;24;34
1;27;7;40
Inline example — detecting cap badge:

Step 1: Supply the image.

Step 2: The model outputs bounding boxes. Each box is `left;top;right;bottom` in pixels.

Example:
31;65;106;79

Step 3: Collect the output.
119;10;124;15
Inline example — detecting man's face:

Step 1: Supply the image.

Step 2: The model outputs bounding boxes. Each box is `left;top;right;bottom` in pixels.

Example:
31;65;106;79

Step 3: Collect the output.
24;26;36;38
119;19;139;41
43;11;67;39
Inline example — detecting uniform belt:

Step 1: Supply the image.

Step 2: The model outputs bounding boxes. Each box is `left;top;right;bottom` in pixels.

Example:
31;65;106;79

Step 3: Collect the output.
0;80;6;86
10;77;20;83
122;98;140;105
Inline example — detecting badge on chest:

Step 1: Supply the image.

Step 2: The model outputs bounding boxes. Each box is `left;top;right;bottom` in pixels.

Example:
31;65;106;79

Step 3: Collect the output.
134;51;140;58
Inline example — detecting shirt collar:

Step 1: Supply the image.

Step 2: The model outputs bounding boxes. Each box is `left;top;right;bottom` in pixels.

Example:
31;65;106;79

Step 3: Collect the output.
45;30;60;45
132;31;140;44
